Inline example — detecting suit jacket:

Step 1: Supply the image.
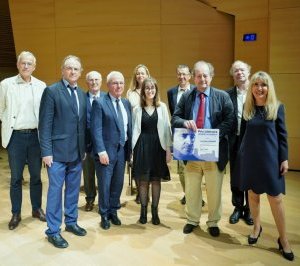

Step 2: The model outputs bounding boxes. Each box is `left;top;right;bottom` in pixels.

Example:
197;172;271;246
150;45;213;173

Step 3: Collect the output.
38;80;87;162
171;87;234;171
167;84;196;116
132;102;172;151
86;91;105;153
91;93;132;162
0;75;46;148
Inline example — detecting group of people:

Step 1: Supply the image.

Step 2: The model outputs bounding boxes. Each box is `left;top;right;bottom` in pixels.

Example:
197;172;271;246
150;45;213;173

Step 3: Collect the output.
0;51;294;261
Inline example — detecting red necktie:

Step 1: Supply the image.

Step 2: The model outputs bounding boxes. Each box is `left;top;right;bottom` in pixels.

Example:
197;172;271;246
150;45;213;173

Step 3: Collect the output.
196;93;205;128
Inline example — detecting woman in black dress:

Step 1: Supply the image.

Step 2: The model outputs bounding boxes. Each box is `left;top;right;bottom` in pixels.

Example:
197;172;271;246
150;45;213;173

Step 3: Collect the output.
132;77;172;225
237;71;293;261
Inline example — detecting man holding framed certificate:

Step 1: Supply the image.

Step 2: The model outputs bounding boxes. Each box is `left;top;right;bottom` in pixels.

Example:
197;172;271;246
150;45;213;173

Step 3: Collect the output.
171;60;234;237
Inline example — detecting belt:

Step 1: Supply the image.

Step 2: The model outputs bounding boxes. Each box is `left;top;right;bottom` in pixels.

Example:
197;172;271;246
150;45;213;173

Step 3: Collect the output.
14;128;37;133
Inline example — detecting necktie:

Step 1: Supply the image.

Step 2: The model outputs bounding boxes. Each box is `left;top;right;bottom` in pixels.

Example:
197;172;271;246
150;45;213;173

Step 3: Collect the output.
116;99;125;146
69;85;79;115
196;93;205;128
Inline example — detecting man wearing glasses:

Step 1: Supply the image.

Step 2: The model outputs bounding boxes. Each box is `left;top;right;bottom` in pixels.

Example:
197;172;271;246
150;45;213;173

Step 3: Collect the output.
0;51;46;230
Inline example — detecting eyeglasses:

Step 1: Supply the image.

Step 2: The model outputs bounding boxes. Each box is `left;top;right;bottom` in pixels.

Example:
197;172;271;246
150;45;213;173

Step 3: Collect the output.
65;66;81;72
20;62;34;67
145;87;156;91
177;73;190;77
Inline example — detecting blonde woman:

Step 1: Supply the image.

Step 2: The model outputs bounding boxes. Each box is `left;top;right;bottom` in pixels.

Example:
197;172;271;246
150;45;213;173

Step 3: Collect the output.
235;71;294;261
127;64;151;203
126;64;151;109
132;77;172;225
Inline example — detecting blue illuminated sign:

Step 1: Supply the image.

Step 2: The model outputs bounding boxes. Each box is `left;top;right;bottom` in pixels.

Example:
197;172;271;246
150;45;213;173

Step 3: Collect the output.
243;33;257;42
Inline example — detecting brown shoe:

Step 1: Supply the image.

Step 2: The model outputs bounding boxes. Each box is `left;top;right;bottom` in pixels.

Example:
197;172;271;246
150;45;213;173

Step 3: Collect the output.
8;214;21;230
32;208;46;222
85;202;94;212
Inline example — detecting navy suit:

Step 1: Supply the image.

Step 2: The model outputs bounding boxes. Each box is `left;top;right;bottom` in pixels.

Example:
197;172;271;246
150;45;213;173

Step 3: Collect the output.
91;93;132;218
39;80;86;236
83;91;105;203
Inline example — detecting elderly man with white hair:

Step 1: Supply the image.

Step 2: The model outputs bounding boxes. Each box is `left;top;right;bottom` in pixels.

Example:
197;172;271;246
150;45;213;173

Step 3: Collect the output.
0;51;46;230
83;70;105;211
91;71;132;230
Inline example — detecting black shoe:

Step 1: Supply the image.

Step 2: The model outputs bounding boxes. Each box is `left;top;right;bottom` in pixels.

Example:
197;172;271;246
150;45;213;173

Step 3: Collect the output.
183;224;198;234
278;238;294;261
151;206;160;225
110;214;121;225
32;208;46;222
100;217;111;230
65;224;87;236
202;200;205;207
248;226;262;244
8;214;21;230
208;226;220;237
139;205;147;224
180;196;186;205
243;209;254;225
85;201;94;212
48;234;69;248
229;208;243;224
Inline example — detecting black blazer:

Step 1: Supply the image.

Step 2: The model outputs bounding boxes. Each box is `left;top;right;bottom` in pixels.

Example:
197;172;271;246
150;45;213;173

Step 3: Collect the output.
167;85;196;115
171;87;234;171
39;80;87;162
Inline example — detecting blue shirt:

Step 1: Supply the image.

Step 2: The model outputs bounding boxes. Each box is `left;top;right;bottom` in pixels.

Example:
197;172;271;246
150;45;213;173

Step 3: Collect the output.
192;87;212;129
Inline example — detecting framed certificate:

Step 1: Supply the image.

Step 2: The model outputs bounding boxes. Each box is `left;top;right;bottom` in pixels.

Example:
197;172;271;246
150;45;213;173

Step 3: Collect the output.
173;128;219;161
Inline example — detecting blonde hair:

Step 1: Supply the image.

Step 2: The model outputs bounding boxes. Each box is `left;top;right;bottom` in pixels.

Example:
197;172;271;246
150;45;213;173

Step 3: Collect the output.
127;64;151;93
140;77;161;108
243;71;279;121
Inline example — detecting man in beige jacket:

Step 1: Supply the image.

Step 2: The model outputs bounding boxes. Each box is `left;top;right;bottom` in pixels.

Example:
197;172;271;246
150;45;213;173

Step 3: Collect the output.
0;51;46;230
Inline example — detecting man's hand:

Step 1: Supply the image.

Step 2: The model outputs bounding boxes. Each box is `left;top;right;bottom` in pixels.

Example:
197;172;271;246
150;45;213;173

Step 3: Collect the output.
43;156;53;167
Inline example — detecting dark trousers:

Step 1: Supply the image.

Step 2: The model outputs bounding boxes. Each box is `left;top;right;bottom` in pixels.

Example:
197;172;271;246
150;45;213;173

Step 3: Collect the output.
95;146;125;218
83;152;97;203
7;130;42;214
229;135;249;211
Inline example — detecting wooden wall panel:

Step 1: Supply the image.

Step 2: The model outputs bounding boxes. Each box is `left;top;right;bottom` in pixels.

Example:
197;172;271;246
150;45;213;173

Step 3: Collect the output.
55;25;161;89
12;28;57;85
8;0;55;29
235;19;269;73
269;7;300;73
272;74;300;170
270;0;300;9
55;0;161;27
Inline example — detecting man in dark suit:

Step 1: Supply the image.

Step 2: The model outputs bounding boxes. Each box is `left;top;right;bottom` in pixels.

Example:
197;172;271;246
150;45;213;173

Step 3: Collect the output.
227;60;253;225
167;65;194;205
83;71;105;212
39;55;87;248
172;60;234;237
91;71;132;230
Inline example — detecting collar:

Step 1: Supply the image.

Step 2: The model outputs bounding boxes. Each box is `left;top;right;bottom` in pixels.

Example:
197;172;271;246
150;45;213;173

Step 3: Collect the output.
16;74;32;84
236;86;247;95
63;79;77;89
89;91;100;98
196;87;210;97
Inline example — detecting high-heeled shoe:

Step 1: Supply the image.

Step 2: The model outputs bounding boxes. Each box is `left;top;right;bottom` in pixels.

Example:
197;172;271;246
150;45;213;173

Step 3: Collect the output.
248;226;262;244
278;238;294;261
